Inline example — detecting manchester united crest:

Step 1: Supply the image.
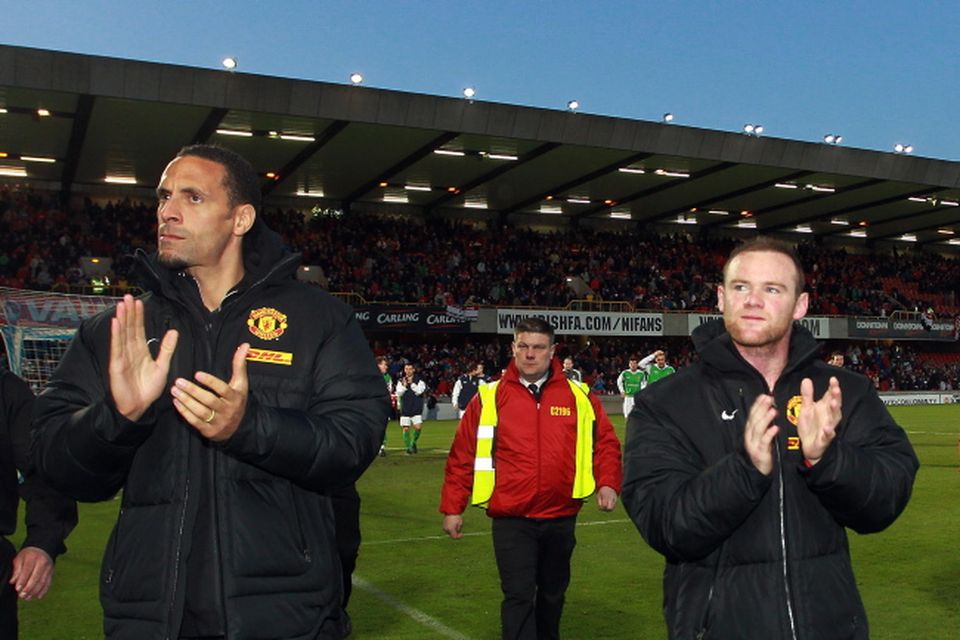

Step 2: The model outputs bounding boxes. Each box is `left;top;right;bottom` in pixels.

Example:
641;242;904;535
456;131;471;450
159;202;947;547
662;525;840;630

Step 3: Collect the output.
786;395;803;426
247;307;288;341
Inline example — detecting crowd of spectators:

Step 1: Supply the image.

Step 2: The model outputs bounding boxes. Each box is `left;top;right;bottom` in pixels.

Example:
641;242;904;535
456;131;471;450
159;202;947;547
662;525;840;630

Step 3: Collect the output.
371;334;960;399
834;342;960;391
798;243;960;317
3;187;960;393
0;188;153;292
3;188;960;317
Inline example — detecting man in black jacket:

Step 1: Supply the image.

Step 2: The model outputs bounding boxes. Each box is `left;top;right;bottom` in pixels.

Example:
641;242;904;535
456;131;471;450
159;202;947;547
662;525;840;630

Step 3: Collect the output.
34;145;389;639
1;370;76;638
623;237;918;639
451;361;488;418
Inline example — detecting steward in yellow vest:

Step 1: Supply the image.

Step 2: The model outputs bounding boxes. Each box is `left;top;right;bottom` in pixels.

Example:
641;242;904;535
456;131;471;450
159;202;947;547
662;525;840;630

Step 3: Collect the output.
440;318;622;640
470;377;598;508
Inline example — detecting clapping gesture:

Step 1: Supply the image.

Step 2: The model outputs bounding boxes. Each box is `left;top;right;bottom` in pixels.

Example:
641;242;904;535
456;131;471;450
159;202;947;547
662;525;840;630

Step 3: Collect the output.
797;376;842;466
743;394;779;476
109;295;178;422
171;344;251;442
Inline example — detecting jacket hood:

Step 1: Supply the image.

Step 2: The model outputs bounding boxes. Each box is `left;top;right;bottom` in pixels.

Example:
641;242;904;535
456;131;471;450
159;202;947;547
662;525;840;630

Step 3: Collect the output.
133;217;299;295
241;216;292;278
692;318;821;377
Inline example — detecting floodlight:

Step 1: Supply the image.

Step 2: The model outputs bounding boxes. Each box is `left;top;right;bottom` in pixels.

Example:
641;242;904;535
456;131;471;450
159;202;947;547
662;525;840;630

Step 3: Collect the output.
222;57;238;70
463;87;476;99
350;72;363;85
215;129;253;137
279;134;316;142
567;100;579;111
663;112;674;123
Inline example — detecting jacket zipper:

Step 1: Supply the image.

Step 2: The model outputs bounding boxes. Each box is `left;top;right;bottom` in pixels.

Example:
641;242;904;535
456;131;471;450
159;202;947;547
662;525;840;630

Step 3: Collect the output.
742;377;801;640
104;506;124;586
203;303;231;635
775;435;799;640
766;376;799;640
162;314;191;640
702;338;821;640
288;485;311;562
165;296;219;639
165;474;190;640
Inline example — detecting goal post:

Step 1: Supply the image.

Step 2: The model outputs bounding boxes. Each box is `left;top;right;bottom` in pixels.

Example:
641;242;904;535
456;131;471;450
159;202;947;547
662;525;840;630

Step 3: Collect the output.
0;287;117;393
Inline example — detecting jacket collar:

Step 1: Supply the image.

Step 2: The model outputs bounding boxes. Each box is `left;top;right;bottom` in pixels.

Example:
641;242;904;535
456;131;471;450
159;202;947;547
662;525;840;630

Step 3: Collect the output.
693;318;821;379
133;218;300;301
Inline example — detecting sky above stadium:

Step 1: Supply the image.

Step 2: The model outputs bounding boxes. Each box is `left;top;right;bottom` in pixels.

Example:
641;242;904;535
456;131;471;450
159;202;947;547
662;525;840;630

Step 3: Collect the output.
7;1;960;161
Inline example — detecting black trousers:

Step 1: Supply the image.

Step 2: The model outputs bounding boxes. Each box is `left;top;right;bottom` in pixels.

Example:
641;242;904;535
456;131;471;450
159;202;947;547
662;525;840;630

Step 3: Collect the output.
0;537;17;639
491;516;577;640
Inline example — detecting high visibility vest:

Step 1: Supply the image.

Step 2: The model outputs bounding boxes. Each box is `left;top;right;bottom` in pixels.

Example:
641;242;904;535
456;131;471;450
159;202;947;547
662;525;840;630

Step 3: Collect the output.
471;378;597;508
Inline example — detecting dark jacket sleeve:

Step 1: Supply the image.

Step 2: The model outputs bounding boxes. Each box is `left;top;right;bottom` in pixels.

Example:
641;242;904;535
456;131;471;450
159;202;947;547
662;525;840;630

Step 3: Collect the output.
622;391;773;562
2;372;77;558
218;302;389;492
33;312;156;502
800;375;919;533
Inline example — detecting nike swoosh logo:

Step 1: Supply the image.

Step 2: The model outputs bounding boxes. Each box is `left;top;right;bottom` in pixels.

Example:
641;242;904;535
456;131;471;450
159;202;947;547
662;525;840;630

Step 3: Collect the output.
146;338;159;346
721;410;738;420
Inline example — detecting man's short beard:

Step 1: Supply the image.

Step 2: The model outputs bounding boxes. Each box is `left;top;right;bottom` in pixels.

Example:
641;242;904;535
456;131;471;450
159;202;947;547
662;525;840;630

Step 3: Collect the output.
158;253;189;271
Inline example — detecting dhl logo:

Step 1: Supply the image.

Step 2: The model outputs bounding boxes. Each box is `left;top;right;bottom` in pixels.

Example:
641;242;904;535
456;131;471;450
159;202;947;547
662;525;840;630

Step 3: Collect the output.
246;348;293;366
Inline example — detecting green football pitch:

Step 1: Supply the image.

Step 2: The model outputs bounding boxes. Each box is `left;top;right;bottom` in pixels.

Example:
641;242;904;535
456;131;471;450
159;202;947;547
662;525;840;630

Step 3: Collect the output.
15;405;960;639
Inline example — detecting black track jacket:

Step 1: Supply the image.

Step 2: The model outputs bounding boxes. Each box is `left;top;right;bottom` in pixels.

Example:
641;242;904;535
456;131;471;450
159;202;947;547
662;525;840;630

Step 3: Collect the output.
34;222;389;639
623;320;918;640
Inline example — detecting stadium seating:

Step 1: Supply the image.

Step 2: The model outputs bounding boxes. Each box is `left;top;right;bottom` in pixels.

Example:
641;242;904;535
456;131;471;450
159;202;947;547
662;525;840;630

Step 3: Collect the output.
2;188;959;393
3;188;959;317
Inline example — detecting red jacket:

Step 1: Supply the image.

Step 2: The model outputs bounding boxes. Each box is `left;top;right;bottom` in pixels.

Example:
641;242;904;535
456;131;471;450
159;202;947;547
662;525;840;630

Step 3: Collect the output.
440;357;622;519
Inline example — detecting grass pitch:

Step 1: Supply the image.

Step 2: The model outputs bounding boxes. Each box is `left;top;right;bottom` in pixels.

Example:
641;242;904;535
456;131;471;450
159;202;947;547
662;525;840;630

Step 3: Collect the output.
15;405;960;639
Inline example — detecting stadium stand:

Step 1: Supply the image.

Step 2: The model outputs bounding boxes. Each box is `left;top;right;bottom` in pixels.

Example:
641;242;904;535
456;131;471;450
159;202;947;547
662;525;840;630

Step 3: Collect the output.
3;188;960;316
2;187;959;394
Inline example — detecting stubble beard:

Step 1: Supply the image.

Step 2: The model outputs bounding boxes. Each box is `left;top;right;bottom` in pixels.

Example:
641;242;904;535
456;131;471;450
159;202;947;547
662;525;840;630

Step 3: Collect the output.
727;320;792;352
157;251;189;271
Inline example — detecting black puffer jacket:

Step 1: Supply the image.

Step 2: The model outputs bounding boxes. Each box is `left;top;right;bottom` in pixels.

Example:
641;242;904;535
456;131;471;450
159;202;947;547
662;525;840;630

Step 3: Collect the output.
623;320;918;640
34;223;389;639
1;371;76;557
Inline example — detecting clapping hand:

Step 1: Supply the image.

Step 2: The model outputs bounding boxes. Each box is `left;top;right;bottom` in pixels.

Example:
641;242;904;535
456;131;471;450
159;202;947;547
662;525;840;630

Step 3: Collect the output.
109;295;178;422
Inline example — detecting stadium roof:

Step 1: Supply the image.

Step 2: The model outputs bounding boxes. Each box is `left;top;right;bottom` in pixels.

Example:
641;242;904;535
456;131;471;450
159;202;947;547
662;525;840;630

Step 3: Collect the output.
2;44;960;250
